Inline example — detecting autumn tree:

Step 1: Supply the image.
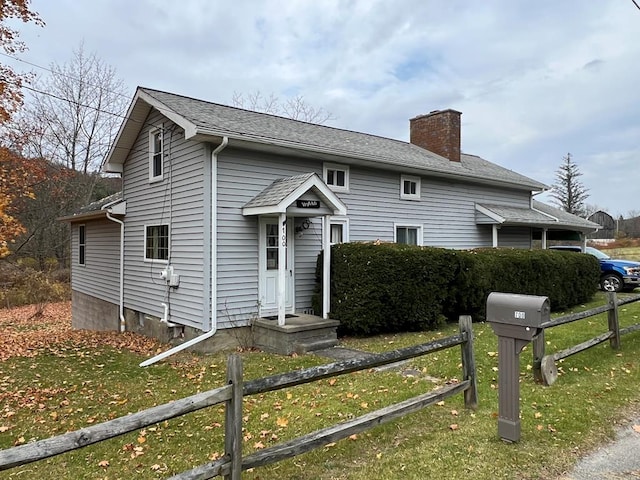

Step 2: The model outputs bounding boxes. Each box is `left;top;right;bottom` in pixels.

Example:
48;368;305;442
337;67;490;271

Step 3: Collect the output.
231;90;335;124
551;153;589;217
0;0;43;258
15;42;130;174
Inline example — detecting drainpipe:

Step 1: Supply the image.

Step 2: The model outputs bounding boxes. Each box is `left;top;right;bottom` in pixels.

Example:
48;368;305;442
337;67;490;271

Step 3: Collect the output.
140;136;229;367
104;210;126;333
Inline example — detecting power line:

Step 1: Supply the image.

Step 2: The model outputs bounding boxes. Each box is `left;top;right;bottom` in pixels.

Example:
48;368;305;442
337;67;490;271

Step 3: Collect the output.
0;51;132;100
633;0;640;10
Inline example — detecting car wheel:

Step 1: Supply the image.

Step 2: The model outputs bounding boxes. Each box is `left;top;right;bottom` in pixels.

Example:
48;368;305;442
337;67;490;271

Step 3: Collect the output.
601;274;623;293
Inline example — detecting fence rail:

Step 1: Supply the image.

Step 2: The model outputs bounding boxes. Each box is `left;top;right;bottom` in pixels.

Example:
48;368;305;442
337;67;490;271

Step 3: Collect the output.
533;292;640;385
0;316;478;479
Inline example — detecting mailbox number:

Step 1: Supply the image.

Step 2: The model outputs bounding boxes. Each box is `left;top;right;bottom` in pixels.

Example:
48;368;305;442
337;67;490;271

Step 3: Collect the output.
514;311;526;319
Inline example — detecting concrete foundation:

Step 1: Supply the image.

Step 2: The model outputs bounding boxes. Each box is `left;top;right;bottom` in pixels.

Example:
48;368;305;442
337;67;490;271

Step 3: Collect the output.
71;290;119;331
253;314;340;355
71;290;337;356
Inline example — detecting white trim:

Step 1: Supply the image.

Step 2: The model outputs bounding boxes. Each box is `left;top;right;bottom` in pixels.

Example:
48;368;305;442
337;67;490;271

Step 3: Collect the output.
149;128;164;183
475;203;505;223
328;216;349;244
393;223;423;246
243;173;347;217
400;175;421;200
323;162;349;192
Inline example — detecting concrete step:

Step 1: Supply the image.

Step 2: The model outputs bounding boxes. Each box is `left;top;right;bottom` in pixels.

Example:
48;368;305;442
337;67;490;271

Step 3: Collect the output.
294;338;339;355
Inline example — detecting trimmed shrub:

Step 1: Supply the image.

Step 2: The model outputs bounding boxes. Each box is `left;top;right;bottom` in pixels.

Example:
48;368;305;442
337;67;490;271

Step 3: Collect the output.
314;244;599;336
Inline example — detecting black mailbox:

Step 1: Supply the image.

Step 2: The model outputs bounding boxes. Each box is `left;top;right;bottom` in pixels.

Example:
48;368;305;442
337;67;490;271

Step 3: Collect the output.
487;292;550;442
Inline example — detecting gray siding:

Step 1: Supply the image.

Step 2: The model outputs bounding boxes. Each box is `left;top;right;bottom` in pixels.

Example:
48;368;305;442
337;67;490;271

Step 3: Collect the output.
122;111;207;329
70;219;121;304
497;227;533;248
215;149;533;325
345;165;529;249
216;150;322;327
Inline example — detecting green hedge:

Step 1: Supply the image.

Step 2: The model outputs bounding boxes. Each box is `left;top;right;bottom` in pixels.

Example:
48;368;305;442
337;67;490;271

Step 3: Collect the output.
314;243;599;336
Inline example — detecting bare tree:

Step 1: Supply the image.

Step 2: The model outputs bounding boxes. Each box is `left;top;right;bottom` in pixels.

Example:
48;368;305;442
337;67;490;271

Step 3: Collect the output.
551;153;589;217
231;90;335;124
15;42;130;174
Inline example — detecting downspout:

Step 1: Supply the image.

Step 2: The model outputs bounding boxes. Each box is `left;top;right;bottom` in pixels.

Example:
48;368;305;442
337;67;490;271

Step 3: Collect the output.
104;209;126;333
140;136;229;367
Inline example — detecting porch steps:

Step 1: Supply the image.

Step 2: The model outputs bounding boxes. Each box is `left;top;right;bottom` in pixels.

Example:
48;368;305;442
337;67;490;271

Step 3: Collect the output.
294;338;339;355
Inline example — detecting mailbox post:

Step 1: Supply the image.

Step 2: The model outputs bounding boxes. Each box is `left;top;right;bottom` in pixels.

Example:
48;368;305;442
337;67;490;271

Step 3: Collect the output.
487;292;550;442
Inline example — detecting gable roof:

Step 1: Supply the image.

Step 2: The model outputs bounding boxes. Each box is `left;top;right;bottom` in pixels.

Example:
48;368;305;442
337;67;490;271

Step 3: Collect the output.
476;200;601;233
242;173;347;216
104;87;547;192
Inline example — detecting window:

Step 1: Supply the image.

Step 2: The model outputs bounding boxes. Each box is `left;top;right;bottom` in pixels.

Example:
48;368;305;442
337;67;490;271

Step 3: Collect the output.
400;175;420;200
394;224;423;246
329;217;349;244
323;163;349;192
149;129;163;182
145;225;169;261
78;224;86;265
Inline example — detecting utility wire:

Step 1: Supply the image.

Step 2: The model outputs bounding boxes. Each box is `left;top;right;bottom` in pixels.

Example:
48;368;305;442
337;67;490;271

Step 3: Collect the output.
0;51;132;100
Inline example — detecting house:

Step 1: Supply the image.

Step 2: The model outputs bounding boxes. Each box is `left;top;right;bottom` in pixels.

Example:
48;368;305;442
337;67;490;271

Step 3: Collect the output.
60;87;600;361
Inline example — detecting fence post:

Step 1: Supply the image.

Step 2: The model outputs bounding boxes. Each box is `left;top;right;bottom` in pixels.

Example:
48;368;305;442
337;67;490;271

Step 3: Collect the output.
224;355;244;480
607;291;620;350
532;330;545;383
459;315;478;409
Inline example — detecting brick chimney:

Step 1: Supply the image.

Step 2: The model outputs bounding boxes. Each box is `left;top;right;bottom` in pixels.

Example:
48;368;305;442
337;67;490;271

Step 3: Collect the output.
409;109;461;162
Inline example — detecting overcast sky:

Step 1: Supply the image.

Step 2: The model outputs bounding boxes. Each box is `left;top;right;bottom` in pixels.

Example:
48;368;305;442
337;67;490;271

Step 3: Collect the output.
9;1;640;217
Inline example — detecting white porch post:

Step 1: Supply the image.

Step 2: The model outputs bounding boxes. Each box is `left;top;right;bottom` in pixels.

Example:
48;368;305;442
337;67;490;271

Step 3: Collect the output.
492;225;499;247
542;228;548;249
580;233;587;252
322;215;331;319
277;213;287;326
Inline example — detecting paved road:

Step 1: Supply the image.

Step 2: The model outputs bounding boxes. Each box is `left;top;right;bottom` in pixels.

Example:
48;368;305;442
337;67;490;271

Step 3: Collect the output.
559;412;640;480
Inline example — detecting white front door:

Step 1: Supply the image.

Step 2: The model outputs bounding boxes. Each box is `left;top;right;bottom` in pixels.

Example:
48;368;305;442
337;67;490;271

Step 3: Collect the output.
259;217;294;316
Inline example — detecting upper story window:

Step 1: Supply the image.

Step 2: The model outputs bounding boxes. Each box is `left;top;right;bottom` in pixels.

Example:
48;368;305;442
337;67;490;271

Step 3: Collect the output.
394;223;423;246
149;129;163;182
400;175;420;200
78;224;86;265
323;163;349;192
145;224;169;261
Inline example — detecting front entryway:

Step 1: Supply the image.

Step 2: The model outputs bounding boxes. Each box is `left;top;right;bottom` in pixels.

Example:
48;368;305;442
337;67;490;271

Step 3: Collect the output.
259;217;294;317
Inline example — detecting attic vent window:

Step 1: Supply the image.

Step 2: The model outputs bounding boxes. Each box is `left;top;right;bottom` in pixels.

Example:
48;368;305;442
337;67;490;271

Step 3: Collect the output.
323;163;349;192
400;175;420;200
149;129;163;182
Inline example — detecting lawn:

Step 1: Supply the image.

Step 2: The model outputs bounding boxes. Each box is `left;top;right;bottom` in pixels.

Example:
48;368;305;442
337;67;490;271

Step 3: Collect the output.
1;294;640;479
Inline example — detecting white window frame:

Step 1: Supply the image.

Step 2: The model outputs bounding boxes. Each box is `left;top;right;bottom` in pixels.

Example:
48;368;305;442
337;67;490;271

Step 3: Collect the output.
394;223;423;246
328;216;349;245
78;224;86;266
144;224;169;262
149;129;164;183
400;175;421;200
323;163;349;192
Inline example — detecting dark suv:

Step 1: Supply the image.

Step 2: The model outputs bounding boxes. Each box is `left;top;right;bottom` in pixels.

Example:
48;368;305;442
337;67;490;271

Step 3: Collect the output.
549;245;640;292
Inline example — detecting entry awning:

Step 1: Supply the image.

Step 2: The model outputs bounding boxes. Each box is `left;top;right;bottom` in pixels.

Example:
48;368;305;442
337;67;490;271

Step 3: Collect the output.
475;200;601;234
242;173;347;216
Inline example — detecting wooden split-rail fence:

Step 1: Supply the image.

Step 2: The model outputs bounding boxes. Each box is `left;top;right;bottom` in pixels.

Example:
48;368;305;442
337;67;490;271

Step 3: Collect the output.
533;292;640;385
0;316;478;479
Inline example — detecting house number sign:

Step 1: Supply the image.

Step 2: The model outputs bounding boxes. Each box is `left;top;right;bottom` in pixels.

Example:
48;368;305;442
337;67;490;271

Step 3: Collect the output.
296;200;320;208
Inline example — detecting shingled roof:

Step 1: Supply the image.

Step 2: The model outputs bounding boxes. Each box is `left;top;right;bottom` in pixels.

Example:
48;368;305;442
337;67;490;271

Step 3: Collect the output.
104;87;548;192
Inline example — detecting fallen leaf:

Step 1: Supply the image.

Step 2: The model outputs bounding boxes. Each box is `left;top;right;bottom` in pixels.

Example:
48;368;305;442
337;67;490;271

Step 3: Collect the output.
253;441;265;449
98;460;109;468
633;425;640;434
449;424;459;431
276;417;289;428
349;434;358;440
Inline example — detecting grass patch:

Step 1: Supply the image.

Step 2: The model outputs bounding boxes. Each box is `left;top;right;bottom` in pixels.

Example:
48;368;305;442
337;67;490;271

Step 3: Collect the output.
1;293;640;478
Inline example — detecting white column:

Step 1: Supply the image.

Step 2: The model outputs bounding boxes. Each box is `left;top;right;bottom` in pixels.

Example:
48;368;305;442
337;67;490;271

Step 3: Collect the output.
322;215;331;319
277;213;286;326
492;224;499;247
542;228;548;249
580;233;587;252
